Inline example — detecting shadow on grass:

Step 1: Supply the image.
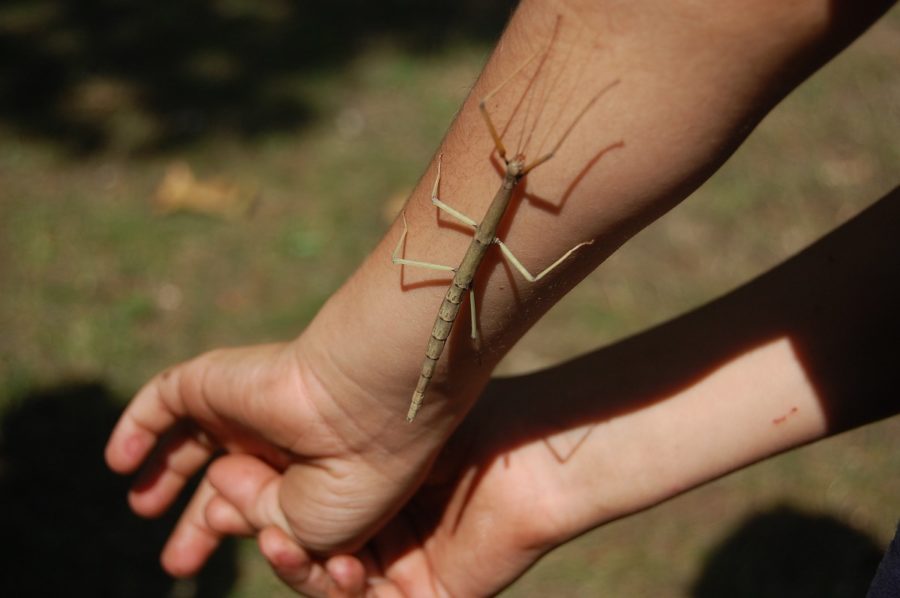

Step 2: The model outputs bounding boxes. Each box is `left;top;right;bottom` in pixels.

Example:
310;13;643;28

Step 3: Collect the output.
0;381;236;597
690;505;883;598
0;0;516;155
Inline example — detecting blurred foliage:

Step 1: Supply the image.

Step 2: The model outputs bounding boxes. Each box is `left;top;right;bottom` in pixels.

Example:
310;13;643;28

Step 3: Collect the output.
0;0;515;154
1;1;898;596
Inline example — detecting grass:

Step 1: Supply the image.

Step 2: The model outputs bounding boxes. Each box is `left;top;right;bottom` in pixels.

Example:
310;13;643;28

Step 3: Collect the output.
1;2;898;596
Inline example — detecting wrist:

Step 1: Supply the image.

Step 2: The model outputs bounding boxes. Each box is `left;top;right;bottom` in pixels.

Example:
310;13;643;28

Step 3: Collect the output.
290;267;491;447
487;338;831;551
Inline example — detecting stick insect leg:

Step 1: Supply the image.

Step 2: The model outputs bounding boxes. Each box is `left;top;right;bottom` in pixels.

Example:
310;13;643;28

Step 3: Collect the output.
391;212;457;272
468;286;480;345
468;284;483;363
431;154;477;228
494;237;593;283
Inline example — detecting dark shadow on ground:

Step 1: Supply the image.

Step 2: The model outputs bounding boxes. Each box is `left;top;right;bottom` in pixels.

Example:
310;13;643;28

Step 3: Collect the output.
0;0;517;155
0;381;236;598
690;505;883;598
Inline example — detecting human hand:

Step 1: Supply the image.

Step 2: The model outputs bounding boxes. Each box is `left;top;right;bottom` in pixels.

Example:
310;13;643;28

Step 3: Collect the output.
197;387;588;597
241;187;900;597
106;184;900;594
104;337;456;577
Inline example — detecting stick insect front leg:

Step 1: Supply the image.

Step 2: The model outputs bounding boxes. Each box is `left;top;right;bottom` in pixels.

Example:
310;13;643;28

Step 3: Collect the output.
430;154;479;229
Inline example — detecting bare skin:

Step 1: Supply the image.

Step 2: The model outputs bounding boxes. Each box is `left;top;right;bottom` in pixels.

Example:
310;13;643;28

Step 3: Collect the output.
207;187;900;596
393;29;622;422
104;0;896;588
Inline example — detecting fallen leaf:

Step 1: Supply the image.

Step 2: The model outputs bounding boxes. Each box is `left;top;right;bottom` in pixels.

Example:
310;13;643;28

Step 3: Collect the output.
153;162;257;219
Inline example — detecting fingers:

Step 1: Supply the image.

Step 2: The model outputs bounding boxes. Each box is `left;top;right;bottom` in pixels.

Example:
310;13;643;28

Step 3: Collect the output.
106;343;294;482
199;459;338;596
206;453;297;532
160;477;224;577
256;527;378;598
162;451;292;577
258;526;336;595
127;423;216;517
205;494;254;536
363;512;432;596
106;352;229;518
105;364;192;474
323;551;411;598
162;451;294;577
326;556;368;597
201;456;403;597
202;457;373;597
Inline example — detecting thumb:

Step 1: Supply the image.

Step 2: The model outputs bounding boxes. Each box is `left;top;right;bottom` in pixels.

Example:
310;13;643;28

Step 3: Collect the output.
206;453;293;534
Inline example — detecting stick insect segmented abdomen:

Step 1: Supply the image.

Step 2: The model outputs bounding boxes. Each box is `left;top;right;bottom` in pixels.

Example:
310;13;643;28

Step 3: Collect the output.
409;233;492;421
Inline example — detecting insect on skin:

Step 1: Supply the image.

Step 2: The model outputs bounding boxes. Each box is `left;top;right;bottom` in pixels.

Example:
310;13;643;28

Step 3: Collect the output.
393;26;620;422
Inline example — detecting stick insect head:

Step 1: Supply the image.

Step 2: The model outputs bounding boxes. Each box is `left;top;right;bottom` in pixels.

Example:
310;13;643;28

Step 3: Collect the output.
506;153;527;178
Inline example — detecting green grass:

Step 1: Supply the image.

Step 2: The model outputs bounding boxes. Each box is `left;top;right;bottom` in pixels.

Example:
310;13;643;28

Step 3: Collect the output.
1;3;898;596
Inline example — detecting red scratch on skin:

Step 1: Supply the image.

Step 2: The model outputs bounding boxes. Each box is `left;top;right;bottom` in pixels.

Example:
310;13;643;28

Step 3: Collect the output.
772;406;799;425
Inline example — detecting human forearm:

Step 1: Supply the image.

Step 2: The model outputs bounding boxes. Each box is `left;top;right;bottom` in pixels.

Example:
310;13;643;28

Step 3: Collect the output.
106;0;896;582
486;186;900;548
276;189;898;598
208;2;898;592
298;0;895;435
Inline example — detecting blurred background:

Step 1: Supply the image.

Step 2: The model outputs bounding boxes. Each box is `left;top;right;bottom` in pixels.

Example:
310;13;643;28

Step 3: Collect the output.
0;1;897;595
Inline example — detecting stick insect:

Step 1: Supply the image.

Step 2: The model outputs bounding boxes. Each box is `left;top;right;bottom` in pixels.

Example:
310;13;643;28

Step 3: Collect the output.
393;32;619;422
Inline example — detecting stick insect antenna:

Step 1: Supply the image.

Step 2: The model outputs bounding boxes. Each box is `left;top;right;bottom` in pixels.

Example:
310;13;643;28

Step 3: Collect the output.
521;78;620;175
479;17;560;162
